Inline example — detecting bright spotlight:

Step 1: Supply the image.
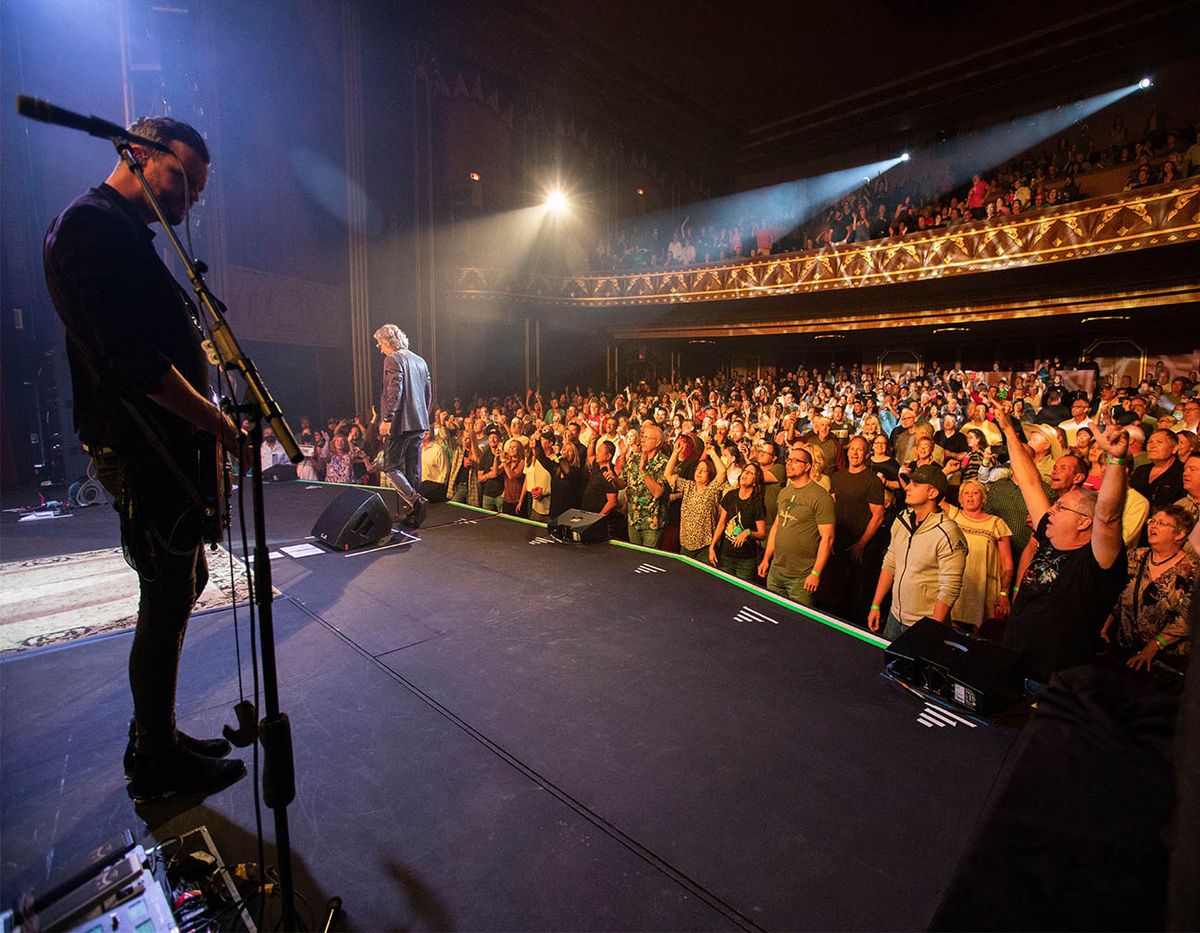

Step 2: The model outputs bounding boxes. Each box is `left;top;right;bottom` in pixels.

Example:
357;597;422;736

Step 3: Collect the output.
545;190;567;211
1138;77;1152;90
900;152;911;162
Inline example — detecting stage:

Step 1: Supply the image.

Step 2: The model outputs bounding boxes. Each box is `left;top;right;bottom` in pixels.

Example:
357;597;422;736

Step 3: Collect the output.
0;480;1019;930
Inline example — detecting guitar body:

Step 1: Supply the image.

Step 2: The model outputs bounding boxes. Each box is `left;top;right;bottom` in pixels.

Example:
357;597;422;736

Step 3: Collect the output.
198;434;231;546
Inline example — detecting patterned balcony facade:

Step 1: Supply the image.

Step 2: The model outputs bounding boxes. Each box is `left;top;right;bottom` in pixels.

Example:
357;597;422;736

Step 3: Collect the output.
448;182;1200;307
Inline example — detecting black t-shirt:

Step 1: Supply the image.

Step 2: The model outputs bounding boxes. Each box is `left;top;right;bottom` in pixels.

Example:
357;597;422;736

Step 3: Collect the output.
935;430;969;455
581;466;618;514
536;449;586;518
719;489;766;559
829;467;885;550
43;184;209;462
1130;459;1185;512
1003;514;1127;680
868;457;901;485
479;447;504;497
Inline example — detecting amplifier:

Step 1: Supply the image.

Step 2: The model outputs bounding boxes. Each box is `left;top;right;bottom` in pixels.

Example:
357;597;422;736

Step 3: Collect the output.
547;509;610;544
884;617;1025;715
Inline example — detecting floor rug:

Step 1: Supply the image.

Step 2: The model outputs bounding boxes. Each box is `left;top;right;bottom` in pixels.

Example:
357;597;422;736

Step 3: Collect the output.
0;545;263;654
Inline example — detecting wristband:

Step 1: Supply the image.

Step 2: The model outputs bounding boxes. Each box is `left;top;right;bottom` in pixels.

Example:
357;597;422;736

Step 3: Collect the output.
870;603;881;611
809;569;820;577
1105;456;1131;466
1155;634;1169;649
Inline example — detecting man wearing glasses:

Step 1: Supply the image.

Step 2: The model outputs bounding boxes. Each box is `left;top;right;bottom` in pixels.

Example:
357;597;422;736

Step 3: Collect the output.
757;444;835;606
995;404;1129;681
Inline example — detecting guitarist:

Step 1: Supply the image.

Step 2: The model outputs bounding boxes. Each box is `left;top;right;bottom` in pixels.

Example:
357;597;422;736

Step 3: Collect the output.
43;116;246;803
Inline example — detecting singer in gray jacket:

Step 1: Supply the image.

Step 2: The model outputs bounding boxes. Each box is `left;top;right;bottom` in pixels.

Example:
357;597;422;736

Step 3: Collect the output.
374;324;432;527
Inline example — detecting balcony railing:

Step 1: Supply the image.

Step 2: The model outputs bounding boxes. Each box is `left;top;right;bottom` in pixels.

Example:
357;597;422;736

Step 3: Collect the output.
448;182;1200;307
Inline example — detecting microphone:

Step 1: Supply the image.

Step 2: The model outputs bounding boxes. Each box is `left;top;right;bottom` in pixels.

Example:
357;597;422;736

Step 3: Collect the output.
15;95;172;154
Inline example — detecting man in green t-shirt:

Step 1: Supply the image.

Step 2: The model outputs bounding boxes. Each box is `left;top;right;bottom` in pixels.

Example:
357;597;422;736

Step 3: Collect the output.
758;442;836;606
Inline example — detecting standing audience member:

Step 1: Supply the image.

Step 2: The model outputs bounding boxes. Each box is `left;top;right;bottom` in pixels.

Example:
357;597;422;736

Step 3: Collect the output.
618;423;669;548
666;439;727;561
541;433;586;519
581;439;622;533
419;428;450;502
1130;429;1186;543
827;436;887;623
943;479;1014;635
478;429;505;513
868;465;968;639
1176;452;1200;523
758;444;835;607
525;430;555;522
710;463;767;581
1102;505;1196;682
500;438;527;516
997;406;1129;681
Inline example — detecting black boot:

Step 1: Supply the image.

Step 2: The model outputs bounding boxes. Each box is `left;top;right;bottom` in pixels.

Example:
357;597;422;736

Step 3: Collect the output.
403;495;428;529
127;743;246;804
124;718;233;780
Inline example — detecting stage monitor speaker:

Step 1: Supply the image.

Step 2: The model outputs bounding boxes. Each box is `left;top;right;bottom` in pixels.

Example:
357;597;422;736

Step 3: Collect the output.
884;617;1025;715
548;508;609;544
262;463;298;482
311;488;394;551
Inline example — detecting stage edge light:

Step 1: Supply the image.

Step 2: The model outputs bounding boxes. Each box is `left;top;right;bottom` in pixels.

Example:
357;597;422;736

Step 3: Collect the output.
900;152;911;162
1139;77;1152;90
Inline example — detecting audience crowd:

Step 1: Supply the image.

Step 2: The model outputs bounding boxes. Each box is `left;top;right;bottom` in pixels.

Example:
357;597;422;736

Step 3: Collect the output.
291;357;1200;688
591;112;1200;273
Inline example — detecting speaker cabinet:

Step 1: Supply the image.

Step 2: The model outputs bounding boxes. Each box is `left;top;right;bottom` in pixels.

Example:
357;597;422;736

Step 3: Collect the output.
262;463;298;482
548;508;610;544
311;488;394;551
884;618;1025;715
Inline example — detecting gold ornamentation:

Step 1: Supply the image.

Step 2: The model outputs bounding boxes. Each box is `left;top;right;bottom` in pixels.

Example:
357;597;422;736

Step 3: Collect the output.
447;183;1200;305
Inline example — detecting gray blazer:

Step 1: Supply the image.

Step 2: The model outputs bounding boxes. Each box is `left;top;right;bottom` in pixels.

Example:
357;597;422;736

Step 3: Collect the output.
380;348;432;433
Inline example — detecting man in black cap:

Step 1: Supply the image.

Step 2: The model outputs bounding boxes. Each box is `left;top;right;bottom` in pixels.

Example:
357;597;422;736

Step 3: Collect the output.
868;463;967;640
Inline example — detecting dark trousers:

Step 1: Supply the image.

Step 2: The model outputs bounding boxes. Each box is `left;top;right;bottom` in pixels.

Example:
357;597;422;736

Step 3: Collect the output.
96;456;208;752
383;428;424;502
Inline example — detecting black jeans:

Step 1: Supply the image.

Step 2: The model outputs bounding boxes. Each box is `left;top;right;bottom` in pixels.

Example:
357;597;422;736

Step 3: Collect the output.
96;455;208;753
383;428;424;502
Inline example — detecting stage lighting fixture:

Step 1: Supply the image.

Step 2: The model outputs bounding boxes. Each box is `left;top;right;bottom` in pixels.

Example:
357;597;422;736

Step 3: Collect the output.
635;187;645;196
1138;77;1152;89
469;171;481;181
900;152;911;162
545;190;567;211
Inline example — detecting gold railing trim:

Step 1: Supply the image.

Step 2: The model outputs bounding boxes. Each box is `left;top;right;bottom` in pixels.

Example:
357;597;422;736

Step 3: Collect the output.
447;183;1200;306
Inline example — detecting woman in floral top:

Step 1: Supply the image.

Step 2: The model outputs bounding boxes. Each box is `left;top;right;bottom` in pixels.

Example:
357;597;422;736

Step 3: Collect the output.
322;433;355;485
665;438;727;562
1103;504;1197;678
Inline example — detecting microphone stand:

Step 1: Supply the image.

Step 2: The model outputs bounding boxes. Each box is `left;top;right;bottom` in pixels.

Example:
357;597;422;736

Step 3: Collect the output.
114;140;304;930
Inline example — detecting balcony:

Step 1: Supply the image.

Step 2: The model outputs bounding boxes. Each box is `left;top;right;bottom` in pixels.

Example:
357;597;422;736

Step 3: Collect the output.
447;182;1200;308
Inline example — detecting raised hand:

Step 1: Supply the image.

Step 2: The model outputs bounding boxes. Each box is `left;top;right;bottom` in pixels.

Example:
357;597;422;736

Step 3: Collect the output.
1092;424;1130;459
